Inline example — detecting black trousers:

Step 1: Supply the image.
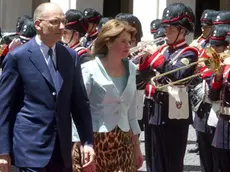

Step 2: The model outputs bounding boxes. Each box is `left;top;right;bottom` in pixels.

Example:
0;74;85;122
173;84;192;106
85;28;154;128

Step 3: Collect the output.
145;123;154;172
198;128;218;172
146;123;189;172
212;147;230;172
143;99;154;172
18;136;72;172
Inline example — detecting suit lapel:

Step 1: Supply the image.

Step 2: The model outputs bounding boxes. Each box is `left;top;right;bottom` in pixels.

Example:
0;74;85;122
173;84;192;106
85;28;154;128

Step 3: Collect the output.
28;38;55;89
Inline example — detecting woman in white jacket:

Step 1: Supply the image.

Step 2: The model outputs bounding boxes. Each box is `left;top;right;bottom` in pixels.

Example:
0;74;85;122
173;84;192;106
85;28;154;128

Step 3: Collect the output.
81;19;143;172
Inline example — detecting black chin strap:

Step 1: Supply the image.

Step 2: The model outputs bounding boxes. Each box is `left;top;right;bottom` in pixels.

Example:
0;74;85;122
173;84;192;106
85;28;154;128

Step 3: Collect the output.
88;24;97;35
66;30;76;45
169;27;182;46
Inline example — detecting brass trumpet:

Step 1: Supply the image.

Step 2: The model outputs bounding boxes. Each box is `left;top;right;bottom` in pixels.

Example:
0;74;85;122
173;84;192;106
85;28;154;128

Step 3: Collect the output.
128;37;167;63
151;46;230;90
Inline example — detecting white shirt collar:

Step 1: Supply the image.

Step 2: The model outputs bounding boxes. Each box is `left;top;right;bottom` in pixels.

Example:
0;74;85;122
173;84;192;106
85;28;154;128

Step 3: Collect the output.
35;35;56;56
35;35;56;65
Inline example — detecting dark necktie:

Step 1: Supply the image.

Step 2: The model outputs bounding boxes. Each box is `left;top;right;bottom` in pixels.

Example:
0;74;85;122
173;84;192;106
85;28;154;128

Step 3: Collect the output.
48;48;56;70
47;48;57;88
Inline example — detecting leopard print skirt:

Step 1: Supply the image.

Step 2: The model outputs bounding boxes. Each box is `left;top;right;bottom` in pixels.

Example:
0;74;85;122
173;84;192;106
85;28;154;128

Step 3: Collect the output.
93;127;136;172
72;142;83;172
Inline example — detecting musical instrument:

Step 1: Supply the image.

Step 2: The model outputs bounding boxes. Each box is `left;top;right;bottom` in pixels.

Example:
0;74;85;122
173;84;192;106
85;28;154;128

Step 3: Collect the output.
151;46;230;90
188;77;206;112
0;44;7;56
128;37;167;64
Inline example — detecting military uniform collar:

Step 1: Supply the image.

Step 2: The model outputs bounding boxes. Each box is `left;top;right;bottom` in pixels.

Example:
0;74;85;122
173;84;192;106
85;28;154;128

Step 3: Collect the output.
88;30;98;38
169;39;187;49
70;41;80;49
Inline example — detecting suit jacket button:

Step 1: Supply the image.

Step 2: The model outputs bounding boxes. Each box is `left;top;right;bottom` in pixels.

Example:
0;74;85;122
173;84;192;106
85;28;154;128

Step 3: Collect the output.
52;92;56;96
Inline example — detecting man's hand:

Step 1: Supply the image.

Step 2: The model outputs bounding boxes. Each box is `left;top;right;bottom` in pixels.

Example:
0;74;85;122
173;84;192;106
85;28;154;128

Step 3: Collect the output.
82;145;96;172
0;155;11;172
215;63;225;81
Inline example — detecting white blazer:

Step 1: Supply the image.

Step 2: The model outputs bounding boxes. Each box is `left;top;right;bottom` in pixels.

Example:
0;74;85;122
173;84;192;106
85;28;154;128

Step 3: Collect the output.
81;55;141;135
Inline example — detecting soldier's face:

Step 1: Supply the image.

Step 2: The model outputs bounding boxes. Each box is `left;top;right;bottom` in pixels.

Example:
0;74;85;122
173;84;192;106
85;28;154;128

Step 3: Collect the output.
212;45;226;53
202;25;212;38
165;25;185;44
87;23;96;33
62;29;78;44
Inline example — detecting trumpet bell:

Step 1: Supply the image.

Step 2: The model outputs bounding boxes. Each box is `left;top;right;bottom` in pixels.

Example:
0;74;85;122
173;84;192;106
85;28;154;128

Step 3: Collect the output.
201;46;221;71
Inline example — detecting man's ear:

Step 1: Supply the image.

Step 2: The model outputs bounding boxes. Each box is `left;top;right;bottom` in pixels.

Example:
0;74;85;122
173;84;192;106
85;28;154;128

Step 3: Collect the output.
34;20;41;31
74;31;80;40
180;28;186;36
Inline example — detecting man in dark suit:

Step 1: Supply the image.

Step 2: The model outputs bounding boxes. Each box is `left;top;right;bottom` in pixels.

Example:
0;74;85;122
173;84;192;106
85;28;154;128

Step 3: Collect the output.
0;3;95;172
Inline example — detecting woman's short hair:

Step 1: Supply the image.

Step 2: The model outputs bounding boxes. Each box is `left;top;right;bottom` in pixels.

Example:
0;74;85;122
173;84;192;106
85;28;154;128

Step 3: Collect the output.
92;19;136;56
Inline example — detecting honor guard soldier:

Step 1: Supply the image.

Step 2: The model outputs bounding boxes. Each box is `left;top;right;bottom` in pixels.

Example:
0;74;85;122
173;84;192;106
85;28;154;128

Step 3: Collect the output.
138;18;166;172
16;15;32;34
97;17;111;32
213;10;230;25
225;26;230;50
150;19;166;45
137;3;198;172
188;9;218;155
63;9;92;172
191;9;218;51
194;24;229;172
1;15;32;45
0;17;36;66
81;8;102;49
208;24;230;172
0;15;33;61
150;19;162;38
18;18;36;43
63;9;92;65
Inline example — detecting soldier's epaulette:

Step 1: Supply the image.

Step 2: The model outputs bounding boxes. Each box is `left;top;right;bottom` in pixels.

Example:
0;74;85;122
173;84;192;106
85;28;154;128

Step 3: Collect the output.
78;48;88;57
180;46;199;56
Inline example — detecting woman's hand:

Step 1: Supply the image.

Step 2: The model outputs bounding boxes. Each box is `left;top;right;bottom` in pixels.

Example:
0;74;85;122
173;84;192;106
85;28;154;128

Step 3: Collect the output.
134;143;144;170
